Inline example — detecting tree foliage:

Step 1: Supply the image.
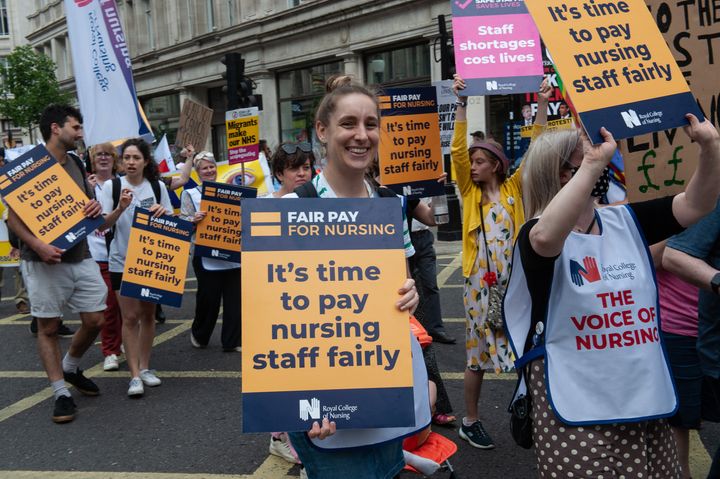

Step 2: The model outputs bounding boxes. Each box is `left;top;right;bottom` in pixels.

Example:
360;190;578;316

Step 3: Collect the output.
0;45;73;136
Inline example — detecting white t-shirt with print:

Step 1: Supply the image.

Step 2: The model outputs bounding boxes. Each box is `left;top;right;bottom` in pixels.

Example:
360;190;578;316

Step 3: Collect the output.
284;172;415;258
100;177;174;273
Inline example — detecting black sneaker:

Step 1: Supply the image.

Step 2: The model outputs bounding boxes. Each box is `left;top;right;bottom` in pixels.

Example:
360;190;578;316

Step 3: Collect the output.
30;319;74;338
459;420;495;449
52;395;76;424
63;369;100;396
57;322;75;338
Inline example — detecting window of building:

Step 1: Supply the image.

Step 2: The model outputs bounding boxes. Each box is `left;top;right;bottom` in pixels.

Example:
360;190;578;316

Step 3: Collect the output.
277;61;342;144
363;43;430;88
142;0;155;50
0;0;8;36
206;0;215;32
226;0;234;26
288;0;302;7
141;94;180;144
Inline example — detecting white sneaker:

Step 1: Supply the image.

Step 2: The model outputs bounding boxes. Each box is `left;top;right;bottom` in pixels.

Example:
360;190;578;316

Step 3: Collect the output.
103;354;119;371
127;377;144;397
269;434;299;464
190;333;205;349
139;369;162;387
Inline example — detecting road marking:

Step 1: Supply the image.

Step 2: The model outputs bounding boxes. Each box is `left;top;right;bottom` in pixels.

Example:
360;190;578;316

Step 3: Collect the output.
690;429;711;478
0;456;295;478
437;254;462;288
443;317;464;323
440;372;515;381
2;370;520;381
436;253;460;260
0;450;297;478
0;312;30;324
0;322;191;424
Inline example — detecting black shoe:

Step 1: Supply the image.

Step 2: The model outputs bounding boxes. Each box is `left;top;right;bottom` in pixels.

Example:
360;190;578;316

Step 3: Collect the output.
63;369;100;396
155;304;166;324
431;331;457;344
30;319;74;338
57;322;75;338
52;395;76;424
459;420;495;449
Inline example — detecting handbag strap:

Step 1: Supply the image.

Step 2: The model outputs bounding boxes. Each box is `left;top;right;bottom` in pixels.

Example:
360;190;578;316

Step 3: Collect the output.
479;199;496;276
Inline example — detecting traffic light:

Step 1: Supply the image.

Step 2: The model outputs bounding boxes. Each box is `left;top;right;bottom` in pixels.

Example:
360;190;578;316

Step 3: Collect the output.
221;52;262;110
437;15;455;80
238;77;263;110
221;52;243;110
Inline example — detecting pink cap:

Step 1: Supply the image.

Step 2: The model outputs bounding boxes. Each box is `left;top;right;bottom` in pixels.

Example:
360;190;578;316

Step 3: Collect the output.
468;141;510;175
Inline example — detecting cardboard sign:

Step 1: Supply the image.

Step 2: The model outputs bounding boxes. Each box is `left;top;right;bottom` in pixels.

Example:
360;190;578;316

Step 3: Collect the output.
520;118;574;138
378;87;444;199
120;209;192;307
241;198;413;433
194;181;257;263
226;107;259;164
451;0;543;96
0;145;103;250
175;100;213;149
623;0;716;202
525;0;702;143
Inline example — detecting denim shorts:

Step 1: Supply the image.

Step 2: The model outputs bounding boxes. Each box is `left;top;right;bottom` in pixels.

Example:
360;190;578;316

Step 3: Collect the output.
287;432;404;479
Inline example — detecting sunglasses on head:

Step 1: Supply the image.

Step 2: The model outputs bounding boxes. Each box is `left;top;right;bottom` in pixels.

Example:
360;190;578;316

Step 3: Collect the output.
281;142;312;155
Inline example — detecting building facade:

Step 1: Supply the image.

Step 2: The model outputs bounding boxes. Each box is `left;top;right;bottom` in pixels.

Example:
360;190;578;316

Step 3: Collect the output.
15;0;491;158
0;0;36;147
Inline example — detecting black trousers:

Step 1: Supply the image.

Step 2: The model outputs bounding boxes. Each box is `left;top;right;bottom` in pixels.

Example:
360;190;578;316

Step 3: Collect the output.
191;255;241;349
409;229;445;334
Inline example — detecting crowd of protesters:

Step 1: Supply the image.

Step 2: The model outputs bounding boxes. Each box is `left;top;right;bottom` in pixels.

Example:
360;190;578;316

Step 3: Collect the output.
3;68;719;478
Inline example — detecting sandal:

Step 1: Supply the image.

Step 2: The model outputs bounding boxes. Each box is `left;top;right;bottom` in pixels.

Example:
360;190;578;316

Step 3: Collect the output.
432;413;457;426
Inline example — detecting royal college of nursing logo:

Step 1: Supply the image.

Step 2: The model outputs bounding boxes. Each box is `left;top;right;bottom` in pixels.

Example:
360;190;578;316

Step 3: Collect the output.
299;398;321;421
569;256;601;287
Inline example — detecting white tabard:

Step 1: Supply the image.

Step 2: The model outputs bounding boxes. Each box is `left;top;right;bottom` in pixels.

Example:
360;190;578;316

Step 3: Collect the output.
504;205;677;425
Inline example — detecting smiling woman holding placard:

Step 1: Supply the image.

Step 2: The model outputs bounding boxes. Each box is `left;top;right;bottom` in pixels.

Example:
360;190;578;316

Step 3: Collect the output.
180;151;242;353
99;138;174;398
278;75;422;479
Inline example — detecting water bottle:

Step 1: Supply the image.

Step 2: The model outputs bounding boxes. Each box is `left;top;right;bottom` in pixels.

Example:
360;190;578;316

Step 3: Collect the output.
432;194;449;225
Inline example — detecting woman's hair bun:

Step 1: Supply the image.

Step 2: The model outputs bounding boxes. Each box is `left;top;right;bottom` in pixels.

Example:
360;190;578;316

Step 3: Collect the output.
325;74;354;93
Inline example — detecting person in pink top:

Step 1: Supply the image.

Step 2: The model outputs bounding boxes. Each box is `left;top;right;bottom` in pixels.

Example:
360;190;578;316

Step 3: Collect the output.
650;241;700;479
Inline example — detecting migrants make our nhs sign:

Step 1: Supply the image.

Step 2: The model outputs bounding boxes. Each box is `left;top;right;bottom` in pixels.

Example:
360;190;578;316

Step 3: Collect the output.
64;0;152;145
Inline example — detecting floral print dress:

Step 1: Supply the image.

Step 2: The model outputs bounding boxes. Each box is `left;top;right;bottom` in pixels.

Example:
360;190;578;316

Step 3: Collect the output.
463;201;515;373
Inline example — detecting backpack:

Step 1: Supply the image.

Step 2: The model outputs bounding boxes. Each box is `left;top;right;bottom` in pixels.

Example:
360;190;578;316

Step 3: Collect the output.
105;177;162;253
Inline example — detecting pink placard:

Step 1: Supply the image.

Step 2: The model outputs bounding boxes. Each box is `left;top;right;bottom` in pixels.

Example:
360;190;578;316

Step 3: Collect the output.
453;13;541;80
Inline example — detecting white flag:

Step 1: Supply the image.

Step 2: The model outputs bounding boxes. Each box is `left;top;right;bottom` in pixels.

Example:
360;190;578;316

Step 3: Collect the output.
153;134;176;175
64;0;152;145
